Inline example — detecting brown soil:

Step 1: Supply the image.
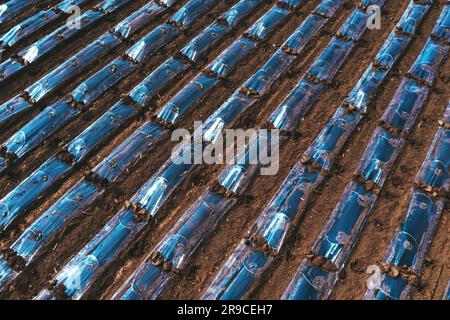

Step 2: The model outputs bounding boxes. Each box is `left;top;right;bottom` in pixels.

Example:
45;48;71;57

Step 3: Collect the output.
0;0;448;300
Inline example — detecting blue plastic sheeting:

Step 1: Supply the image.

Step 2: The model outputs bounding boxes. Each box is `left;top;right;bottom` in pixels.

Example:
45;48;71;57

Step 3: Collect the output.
269;77;326;132
0;9;59;48
71;58;136;107
125;23;179;63
159;0;178;7
444;281;450;300
66;101;138;162
129;0;266;106
93;122;165;182
380;79;429;135
375;33;411;70
201;92;256;143
359;0;387;8
265;0;348;130
177;0;264;54
37;207;141;300
365;104;450;301
129;57;191;107
207;1;435;301
0;58;24;81
0;35;127;170
13;180;100;264
282;2;443;301
0;0;170;108
0;156;72;231
0;0;39;25
0;0;237;246
285;10;448;300
366;189;444;300
346;64;388;114
207;36;257;77
26;33;121;104
24;1;173;104
37;142;199;299
304;0;432;170
35;0;350;300
116;257;172;300
0;11;94;76
354;127;405;190
346;0;433;114
119;6;350;290
203;241;270;300
312;182;377;268
282;261;333;300
336;7;371;41
416;122;450;192
0;0;174;125
115;191;235;300
250;164;323;251
36;0;354;300
0;95;32;126
19;10;104;64
308;36;353;81
243;50;296;97
180;22;229;62
432;4;449;42
57;0;92;13
113;2;166;39
283;15;328;54
2;101;79;161
96;0;130;13
382;201;450;300
408;38;449;86
314;0;345;18
204;164;323;300
396;1;431;35
205;1;301;77
304;107;362;171
169;0;219;29
36;140;204;299
33;0;359;300
157;73;219;124
279;0;302;8
219;0;264;27
0;0;132;82
0;121;164;292
35;12;318;295
0;258;18;292
245;5;289;40
444;102;450;124
117;0;356;291
218;130;274;195
132;146;194;217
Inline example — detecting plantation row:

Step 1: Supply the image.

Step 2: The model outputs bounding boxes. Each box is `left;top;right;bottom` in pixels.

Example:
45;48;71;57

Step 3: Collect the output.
0;0;448;300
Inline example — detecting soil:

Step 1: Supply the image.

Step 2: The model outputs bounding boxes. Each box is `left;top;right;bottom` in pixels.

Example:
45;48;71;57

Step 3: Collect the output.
0;0;448;300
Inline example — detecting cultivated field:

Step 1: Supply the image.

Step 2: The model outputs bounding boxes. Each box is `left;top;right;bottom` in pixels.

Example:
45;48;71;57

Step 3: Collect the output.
0;0;448;300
